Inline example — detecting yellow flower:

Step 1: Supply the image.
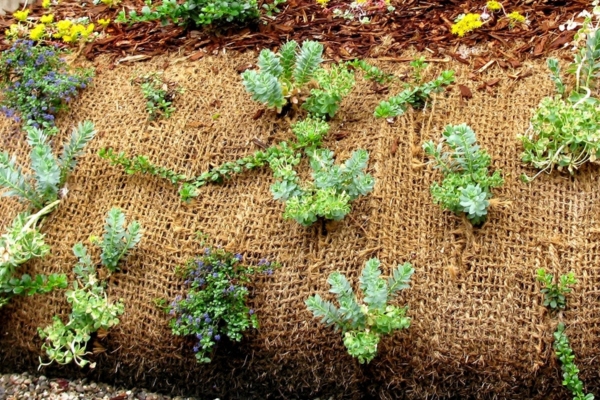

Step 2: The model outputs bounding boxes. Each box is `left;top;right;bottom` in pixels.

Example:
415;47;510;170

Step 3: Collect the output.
29;23;45;40
42;0;50;7
316;0;329;7
451;13;482;37
507;11;526;24
13;9;29;21
56;19;73;33
5;24;20;39
71;24;85;35
486;1;502;12
62;35;74;43
355;0;367;4
40;14;54;23
101;0;120;6
98;18;110;28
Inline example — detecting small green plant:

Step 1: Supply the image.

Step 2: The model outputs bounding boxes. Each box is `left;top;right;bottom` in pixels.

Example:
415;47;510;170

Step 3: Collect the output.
536;269;576;310
553;323;594;400
167;247;277;363
306;258;414;364
0;121;96;210
242;40;355;117
116;0;259;27
262;0;286;17
277;148;375;226
374;70;454;119
409;56;427;83
242;40;324;112
521;12;600;180
134;73;181;120
0;201;67;308
92;208;143;273
302;64;355;118
38;208;141;368
423;124;503;225
347;59;394;84
97;148;188;185
537;262;595;399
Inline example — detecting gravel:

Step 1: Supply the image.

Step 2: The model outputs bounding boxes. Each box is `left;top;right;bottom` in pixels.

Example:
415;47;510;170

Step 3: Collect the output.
0;372;202;400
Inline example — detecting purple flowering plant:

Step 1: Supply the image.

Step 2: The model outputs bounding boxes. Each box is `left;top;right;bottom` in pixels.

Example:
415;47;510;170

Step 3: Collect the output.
0;40;93;130
167;247;278;363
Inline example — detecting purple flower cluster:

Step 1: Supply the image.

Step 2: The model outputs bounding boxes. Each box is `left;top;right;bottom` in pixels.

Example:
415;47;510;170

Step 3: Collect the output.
0;40;93;129
258;258;274;275
167;247;277;363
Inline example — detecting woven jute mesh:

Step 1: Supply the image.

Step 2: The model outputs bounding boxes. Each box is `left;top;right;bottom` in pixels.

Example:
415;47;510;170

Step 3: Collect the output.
1;50;599;398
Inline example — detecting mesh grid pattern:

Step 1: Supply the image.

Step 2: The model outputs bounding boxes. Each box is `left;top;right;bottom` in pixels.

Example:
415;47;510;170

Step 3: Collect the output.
1;52;599;399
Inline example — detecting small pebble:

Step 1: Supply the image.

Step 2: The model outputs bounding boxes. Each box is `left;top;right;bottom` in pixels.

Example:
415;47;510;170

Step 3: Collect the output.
0;373;197;400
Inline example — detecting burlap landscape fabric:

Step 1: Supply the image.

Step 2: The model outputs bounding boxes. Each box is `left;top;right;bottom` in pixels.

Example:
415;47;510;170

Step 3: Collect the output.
1;51;599;399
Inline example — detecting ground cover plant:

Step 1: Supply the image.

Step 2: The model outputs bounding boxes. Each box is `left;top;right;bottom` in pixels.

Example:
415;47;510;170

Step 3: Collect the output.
347;59;394;84
166;244;277;363
116;0;261;27
100;116;374;227
373;60;454;119
0;121;95;307
5;5;99;45
306;258;414;364
537;268;576;310
537;269;594;400
521;4;600;180
242;40;355;118
423;124;503;225
133;73;181;120
553;323;594;400
276;147;374;226
38;208;142;368
0;201;67;308
0;40;93;129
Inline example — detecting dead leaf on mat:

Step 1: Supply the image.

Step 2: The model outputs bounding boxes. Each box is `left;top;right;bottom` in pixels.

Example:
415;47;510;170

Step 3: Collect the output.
458;84;473;99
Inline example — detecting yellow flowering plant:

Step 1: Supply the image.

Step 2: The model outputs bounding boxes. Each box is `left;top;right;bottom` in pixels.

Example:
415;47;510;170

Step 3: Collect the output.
6;5;97;45
53;20;95;43
100;0;121;7
13;9;29;22
451;13;483;37
98;18;111;28
40;14;54;24
451;2;528;37
42;0;51;8
486;1;502;12
29;24;46;40
4;24;26;40
507;11;526;27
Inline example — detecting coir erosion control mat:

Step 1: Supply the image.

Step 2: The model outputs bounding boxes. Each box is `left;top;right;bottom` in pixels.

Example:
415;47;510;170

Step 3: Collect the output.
1;51;599;399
